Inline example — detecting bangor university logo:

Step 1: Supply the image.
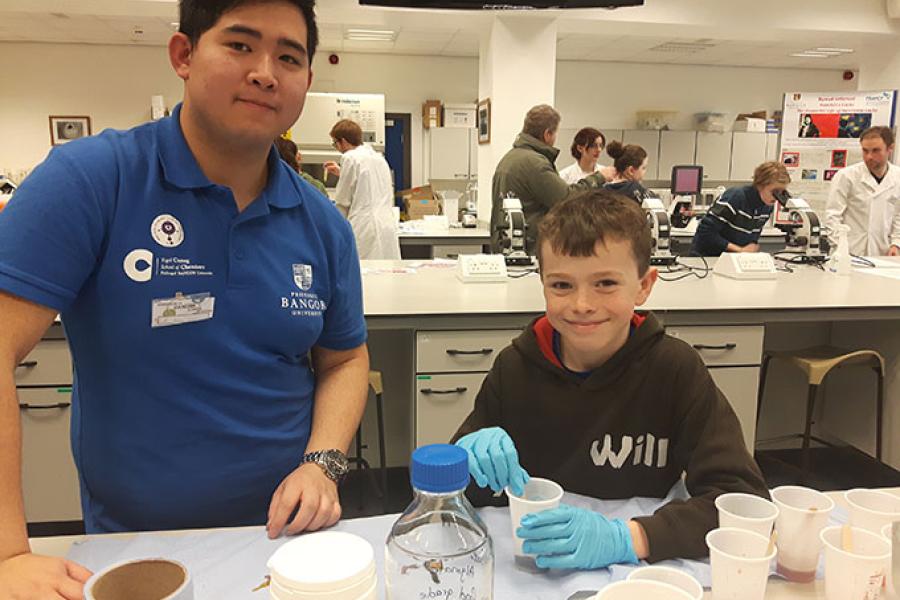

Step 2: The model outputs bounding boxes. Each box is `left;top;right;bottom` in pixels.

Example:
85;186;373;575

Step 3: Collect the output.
293;264;313;291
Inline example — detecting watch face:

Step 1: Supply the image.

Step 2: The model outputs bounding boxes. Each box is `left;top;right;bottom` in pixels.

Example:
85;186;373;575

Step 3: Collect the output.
323;450;349;477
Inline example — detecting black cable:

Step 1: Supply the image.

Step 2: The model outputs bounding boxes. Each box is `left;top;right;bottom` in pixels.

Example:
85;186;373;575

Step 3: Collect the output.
657;256;711;281
851;254;876;268
507;267;538;279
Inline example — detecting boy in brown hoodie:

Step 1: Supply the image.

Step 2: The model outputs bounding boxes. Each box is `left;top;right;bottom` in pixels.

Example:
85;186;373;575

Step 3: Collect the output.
453;189;768;569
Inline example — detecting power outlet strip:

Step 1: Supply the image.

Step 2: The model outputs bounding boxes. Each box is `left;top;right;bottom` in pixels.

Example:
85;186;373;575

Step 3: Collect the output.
456;254;508;283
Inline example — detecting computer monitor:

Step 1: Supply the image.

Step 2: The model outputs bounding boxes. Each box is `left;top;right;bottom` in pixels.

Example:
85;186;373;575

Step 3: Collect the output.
670;165;704;196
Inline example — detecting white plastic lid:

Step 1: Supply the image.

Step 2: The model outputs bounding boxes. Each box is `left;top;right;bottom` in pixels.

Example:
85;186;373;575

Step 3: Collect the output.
267;531;376;593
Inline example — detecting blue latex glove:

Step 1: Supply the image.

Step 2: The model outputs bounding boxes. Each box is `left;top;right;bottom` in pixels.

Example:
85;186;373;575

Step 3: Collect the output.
516;504;639;570
454;427;529;496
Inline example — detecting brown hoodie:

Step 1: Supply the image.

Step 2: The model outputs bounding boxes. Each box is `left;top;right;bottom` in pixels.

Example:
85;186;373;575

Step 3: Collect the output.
452;312;769;563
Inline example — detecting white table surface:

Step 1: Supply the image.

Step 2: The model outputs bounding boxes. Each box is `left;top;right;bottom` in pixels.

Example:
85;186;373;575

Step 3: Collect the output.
361;259;900;320
398;224;490;240
30;489;895;599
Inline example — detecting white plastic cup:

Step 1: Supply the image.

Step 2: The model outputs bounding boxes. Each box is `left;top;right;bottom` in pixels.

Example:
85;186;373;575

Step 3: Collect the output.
506;477;564;558
706;527;776;600
771;485;834;583
593;580;695;599
715;493;779;538
84;558;193;600
845;489;900;534
627;566;704;600
267;531;376;600
821;525;890;600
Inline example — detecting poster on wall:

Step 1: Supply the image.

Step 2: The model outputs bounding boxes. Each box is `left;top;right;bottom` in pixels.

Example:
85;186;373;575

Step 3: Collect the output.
778;90;896;217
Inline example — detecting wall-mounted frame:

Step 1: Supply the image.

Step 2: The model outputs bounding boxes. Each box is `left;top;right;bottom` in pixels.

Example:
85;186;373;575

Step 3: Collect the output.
477;98;491;144
49;116;92;146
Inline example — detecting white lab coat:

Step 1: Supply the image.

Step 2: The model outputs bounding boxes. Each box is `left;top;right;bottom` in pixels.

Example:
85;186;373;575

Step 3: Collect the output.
558;162;601;185
825;162;900;256
334;144;401;260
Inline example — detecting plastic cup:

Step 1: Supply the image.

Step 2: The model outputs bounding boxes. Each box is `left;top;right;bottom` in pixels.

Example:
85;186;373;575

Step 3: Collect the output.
627;566;704;600
593;580;695;599
821;525;890;600
706;527;776;600
506;477;563;559
715;493;779;538
771;485;834;583
845;488;900;534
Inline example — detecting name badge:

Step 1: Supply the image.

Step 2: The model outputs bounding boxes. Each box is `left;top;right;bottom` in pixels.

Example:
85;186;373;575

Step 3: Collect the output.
151;292;215;328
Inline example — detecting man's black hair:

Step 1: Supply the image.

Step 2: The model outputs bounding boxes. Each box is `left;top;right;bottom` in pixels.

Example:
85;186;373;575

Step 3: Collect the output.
179;1;318;65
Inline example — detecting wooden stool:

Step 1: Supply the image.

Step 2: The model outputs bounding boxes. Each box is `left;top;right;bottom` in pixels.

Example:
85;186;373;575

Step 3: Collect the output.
756;346;885;482
348;370;388;513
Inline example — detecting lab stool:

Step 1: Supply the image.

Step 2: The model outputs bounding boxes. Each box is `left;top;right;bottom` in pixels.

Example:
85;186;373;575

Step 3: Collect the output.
348;370;388;513
756;346;884;482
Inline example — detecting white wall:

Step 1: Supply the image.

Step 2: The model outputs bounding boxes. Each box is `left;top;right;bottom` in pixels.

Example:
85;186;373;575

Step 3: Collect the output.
555;61;855;133
0;42;183;180
0;41;854;189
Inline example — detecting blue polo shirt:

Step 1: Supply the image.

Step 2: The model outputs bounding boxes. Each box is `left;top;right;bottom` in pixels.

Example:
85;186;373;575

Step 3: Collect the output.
0;104;367;533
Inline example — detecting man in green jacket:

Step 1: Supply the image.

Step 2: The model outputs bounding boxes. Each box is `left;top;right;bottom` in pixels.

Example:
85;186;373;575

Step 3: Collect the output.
491;104;606;253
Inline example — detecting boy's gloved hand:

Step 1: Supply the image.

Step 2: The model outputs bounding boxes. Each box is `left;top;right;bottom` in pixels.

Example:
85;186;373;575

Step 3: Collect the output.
455;427;529;496
517;504;639;570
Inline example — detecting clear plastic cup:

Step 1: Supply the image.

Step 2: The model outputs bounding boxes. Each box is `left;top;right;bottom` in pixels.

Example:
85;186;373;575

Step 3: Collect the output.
506;477;563;559
627;566;704;600
593;580;695;599
771;485;834;583
845;488;900;534
715;493;779;538
820;525;890;600
706;527;776;600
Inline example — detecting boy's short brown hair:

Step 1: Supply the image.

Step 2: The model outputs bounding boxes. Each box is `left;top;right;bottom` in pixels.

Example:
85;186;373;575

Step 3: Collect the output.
536;189;652;276
330;119;363;147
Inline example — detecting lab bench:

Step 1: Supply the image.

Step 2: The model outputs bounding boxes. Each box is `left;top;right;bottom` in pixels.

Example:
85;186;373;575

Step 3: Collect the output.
24;259;900;526
398;225;490;259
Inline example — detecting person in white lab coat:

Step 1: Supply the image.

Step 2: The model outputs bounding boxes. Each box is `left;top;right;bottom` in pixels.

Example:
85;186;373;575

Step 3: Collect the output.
324;119;401;260
558;127;616;184
825;126;900;256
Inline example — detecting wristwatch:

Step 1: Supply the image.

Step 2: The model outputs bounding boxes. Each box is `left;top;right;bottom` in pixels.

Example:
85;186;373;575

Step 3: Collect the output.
300;449;349;484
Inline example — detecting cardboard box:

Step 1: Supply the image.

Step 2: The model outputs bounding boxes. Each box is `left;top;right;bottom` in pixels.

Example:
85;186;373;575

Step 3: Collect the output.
443;103;476;128
422;100;443;129
400;185;441;219
733;118;766;132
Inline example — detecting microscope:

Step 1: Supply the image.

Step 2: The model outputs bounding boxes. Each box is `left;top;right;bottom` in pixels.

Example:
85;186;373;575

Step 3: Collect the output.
494;196;533;266
773;190;826;262
642;197;678;266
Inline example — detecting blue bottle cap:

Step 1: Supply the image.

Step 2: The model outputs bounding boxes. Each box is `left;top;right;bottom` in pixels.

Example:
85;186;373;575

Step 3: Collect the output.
411;444;470;493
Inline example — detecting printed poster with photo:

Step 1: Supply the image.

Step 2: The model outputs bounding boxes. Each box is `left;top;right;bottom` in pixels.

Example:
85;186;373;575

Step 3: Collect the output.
779;90;896;215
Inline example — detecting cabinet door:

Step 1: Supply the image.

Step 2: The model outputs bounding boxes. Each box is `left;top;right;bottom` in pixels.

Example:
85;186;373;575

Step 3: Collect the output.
658;131;697;184
730;132;768;182
429;128;471;180
416;373;487;446
622;130;661;180
709;367;760;452
766;133;780;162
15;340;73;387
19;387;82;522
695;132;733;181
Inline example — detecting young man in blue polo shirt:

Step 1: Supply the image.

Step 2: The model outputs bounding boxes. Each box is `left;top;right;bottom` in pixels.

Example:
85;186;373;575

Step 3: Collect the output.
0;1;369;597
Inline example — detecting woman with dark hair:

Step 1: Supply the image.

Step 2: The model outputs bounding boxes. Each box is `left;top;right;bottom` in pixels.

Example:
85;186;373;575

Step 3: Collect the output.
603;140;652;203
559;127;614;184
273;136;328;195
